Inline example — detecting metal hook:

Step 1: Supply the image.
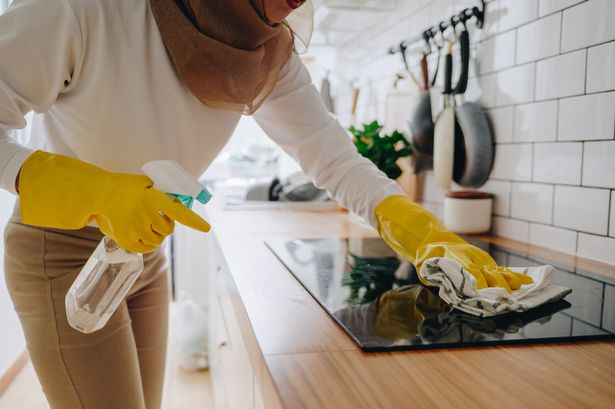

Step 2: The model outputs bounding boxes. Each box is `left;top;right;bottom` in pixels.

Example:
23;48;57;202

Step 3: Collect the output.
422;30;432;54
474;2;485;29
449;15;459;42
432;26;445;50
439;21;447;36
399;41;410;71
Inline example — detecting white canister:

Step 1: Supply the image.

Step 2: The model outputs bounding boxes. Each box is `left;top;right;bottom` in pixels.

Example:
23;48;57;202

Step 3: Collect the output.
443;191;493;234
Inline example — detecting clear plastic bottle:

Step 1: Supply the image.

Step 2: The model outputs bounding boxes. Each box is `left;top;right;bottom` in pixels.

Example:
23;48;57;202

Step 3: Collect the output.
65;160;211;334
65;237;144;333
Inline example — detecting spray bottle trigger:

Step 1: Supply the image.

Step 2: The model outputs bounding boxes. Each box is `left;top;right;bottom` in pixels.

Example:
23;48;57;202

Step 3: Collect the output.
170;193;195;209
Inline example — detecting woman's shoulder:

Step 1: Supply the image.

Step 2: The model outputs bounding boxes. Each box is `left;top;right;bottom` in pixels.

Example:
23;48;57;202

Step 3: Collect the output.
64;0;149;26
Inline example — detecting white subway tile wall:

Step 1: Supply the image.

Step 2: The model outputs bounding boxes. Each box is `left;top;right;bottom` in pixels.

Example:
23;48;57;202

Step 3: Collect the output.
557;92;615;141
466;73;497;108
498;0;538;32
582;141;615;188
535;50;586;100
553;186;609;235
529;223;577;254
334;0;615;264
586;41;615;93
479;179;511;216
516;13;561;64
479;30;516;73
538;0;584;17
577;233;615;265
496;63;536;106
493;216;530;242
561;0;615;52
488;106;514;143
513;101;557;142
491;143;533;181
510;182;554;223
533;142;582;184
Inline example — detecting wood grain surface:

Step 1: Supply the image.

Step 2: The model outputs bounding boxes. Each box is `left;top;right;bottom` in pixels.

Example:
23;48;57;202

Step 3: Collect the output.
205;203;615;409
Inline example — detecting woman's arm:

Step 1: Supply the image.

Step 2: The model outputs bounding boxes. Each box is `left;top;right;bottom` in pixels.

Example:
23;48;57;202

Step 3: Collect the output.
253;53;404;226
0;0;84;195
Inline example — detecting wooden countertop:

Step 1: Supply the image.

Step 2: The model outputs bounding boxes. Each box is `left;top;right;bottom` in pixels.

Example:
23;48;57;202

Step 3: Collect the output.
205;203;615;409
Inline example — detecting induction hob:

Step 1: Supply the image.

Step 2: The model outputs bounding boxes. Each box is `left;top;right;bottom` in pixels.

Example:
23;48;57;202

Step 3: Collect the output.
265;237;615;352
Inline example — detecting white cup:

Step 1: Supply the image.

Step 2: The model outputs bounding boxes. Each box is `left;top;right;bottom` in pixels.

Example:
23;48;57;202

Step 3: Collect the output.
443;191;493;234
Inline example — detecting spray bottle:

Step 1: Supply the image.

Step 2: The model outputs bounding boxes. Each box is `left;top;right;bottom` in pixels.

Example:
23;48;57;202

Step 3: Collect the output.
65;160;212;334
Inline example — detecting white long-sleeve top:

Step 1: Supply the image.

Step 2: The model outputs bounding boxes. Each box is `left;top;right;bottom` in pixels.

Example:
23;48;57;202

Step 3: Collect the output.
0;0;403;226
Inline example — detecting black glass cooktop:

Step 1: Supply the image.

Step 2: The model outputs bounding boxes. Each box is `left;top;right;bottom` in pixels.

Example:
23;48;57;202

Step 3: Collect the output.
266;237;615;352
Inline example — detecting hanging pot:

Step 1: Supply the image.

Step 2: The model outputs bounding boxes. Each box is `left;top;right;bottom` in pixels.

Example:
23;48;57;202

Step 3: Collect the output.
433;42;456;190
409;54;433;154
452;27;494;188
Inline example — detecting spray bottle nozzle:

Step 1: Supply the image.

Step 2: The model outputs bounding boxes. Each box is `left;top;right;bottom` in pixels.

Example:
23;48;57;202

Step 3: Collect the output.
142;160;212;208
169;189;212;209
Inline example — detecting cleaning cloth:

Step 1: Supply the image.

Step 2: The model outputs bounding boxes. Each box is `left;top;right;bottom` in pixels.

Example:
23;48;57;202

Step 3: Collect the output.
419;258;572;317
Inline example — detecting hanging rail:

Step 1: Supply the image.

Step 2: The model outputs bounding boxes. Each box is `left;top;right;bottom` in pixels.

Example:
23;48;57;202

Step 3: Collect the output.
387;0;486;56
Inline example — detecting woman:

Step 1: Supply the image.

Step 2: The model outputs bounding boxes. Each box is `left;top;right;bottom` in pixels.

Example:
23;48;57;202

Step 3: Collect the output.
0;1;529;408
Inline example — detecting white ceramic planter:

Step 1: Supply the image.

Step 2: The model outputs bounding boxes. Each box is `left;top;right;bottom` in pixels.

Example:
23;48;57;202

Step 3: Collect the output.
443;191;493;234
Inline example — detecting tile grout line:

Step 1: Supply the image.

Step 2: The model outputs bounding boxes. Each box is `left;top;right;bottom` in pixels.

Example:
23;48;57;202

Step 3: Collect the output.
579;142;585;188
558;9;564;55
549;184;555;226
607;190;613;237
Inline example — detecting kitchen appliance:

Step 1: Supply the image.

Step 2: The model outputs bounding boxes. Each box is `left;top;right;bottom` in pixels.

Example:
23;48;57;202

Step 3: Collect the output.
245;171;330;202
266;236;615;352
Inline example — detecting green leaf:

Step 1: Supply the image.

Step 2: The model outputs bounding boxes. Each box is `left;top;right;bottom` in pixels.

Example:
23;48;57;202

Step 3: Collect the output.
349;120;412;178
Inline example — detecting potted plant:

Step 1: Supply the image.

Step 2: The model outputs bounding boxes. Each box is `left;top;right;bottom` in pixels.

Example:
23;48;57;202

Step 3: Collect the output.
349;120;420;200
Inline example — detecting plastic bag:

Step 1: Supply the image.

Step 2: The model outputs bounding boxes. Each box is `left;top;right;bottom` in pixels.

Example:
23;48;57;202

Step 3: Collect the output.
173;293;209;371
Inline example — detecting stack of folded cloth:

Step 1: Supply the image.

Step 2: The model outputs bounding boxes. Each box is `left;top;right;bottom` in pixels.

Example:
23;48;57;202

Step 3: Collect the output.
419;258;572;317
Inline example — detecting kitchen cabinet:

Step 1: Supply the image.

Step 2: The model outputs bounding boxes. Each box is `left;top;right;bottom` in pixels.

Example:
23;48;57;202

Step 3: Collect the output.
199;210;265;409
178;202;615;409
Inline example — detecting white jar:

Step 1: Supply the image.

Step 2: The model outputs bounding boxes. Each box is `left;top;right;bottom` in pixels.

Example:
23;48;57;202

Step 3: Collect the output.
443;191;493;234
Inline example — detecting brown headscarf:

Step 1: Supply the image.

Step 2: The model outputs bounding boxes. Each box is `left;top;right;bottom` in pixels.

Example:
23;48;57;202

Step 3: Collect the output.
148;0;295;114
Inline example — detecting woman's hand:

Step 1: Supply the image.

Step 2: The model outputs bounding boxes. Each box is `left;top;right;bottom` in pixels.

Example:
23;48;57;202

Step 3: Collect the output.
375;195;532;292
17;150;210;253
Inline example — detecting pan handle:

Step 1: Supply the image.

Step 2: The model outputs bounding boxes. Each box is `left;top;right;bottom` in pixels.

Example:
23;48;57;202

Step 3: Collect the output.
420;54;429;91
453;29;470;94
443;43;453;95
429;26;445;88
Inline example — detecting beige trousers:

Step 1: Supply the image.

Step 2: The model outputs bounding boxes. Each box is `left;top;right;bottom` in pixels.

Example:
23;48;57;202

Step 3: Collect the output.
3;203;169;409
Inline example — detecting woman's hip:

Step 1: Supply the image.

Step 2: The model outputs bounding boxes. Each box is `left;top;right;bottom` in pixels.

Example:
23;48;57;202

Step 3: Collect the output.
4;201;169;296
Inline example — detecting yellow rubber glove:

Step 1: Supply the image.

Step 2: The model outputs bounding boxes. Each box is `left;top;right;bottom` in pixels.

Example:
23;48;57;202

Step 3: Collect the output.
374;285;446;340
18;150;210;253
375;195;533;292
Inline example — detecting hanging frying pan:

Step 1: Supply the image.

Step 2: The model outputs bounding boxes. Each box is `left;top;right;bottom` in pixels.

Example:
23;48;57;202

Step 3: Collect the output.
433;41;456;190
409;32;436;173
410;53;433;154
452;23;494;188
